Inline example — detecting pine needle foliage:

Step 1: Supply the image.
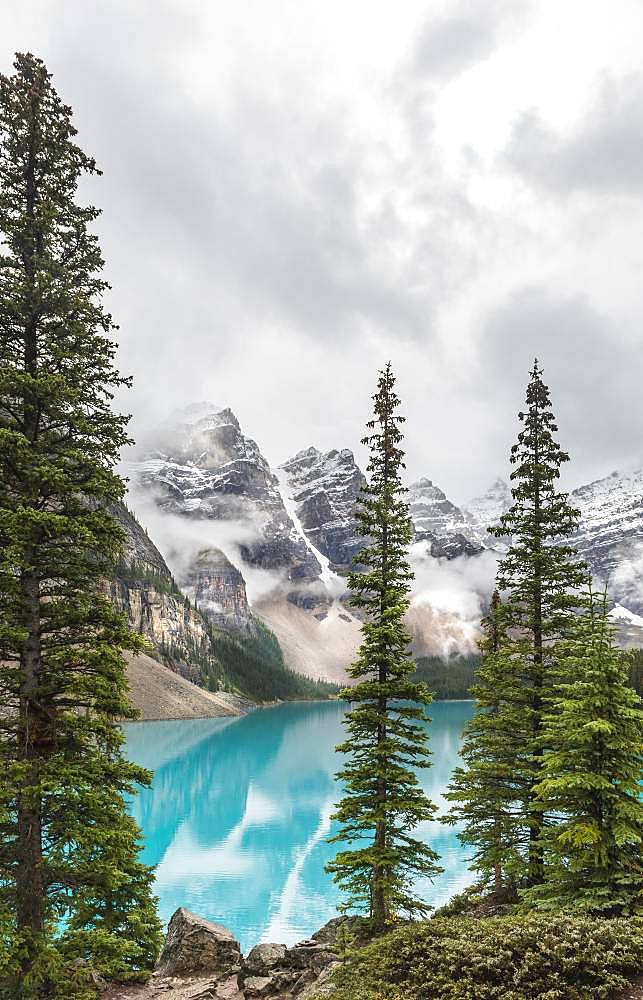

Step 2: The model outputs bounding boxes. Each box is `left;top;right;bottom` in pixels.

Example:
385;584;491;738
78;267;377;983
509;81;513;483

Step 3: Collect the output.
444;361;588;891
0;53;161;996
491;360;587;884
326;363;441;929
526;586;643;914
444;592;526;893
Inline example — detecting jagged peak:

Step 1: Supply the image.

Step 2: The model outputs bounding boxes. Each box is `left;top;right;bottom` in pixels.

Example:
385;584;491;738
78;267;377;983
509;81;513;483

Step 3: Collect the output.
409;477;447;499
164;401;240;430
280;446;322;468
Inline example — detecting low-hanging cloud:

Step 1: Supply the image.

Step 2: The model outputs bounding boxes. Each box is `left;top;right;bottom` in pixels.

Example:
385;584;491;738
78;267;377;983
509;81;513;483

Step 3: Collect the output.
408;544;499;655
127;488;290;604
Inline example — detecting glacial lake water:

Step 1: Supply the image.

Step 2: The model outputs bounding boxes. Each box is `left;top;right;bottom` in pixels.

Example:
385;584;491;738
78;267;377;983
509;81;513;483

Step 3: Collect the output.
123;699;475;953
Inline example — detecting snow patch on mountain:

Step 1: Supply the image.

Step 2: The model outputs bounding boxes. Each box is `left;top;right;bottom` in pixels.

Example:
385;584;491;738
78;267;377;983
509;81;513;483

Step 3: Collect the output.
279;446;365;569
608;604;643;629
463;477;511;547
571;466;643;613
274;466;345;598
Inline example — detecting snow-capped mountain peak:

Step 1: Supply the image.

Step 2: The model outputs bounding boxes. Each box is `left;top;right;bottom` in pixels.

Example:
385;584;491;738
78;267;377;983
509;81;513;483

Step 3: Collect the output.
279;446;366;568
464;478;511;534
407;478;483;558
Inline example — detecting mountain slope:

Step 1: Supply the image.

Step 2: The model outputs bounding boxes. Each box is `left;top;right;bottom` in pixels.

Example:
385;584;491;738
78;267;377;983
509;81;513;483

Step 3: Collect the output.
408;478;483;558
279;446;365;571
570;467;643;615
110;502;335;706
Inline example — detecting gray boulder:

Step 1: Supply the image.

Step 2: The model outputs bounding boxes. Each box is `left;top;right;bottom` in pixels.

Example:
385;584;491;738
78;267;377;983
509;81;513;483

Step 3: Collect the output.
156;907;242;978
243;974;276;997
245;942;288;975
285;941;337;975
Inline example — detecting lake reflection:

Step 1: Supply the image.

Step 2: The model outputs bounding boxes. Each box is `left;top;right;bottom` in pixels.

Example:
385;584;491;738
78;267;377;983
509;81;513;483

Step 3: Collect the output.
123;699;475;952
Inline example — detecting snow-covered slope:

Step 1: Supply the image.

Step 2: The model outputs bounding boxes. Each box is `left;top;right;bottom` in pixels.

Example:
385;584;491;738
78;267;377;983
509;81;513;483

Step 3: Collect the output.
571;467;643;614
464;477;511;545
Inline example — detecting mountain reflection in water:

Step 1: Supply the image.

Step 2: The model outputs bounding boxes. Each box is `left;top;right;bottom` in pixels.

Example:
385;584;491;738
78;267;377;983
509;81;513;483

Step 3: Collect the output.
123;699;475;951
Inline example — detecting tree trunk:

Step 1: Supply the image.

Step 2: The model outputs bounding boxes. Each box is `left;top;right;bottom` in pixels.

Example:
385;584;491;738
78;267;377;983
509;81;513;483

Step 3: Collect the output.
529;406;544;885
15;85;47;967
372;412;390;929
16;571;46;948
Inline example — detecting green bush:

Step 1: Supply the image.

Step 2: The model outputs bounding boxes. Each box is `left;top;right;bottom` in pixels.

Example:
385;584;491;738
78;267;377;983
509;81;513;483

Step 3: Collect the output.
329;914;643;1000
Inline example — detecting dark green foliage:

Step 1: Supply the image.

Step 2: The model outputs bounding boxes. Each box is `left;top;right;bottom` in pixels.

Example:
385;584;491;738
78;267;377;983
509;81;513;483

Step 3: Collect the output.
206;620;340;701
491;362;588;885
448;362;588;892
0;53;161;995
412;653;478;700
327;363;441;927
630;648;643;695
329;913;643;1000
114;558;183;598
160;615;339;702
525;588;643;914
445;593;527;893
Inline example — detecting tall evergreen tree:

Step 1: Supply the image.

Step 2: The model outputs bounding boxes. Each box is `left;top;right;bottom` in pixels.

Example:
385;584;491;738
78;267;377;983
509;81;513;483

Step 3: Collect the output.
491;361;587;885
326;363;441;929
445;592;526;894
0;53;161;997
445;362;587;892
526;586;643;914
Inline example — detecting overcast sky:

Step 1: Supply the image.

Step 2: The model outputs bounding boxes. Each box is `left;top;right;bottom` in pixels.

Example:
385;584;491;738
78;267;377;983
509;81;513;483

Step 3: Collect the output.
3;0;643;501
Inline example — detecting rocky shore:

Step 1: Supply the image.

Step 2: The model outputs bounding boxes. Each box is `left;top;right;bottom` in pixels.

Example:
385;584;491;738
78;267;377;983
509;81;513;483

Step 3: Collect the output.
102;908;346;1000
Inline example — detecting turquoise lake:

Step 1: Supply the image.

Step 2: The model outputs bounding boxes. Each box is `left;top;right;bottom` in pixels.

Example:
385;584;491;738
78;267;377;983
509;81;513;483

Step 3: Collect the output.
123;699;475;953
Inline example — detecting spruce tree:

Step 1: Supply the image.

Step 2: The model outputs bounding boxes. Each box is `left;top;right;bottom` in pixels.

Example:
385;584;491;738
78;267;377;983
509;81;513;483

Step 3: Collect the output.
0;53;161;996
527;586;643;914
444;592;526;894
326;363;441;929
490;361;587;885
444;362;587;892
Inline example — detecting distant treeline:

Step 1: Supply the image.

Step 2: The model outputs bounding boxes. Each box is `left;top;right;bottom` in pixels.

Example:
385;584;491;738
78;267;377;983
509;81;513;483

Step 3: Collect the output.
412;654;479;700
161;616;340;702
412;648;643;701
205;621;341;701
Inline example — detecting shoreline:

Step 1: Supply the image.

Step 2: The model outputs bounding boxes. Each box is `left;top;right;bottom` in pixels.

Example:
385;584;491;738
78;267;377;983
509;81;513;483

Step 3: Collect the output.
125;695;475;723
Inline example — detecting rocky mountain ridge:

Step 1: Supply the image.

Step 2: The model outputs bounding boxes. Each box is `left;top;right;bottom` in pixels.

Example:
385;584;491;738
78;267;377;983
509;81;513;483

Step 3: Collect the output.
278;446;365;571
109;503;333;707
125;403;643;679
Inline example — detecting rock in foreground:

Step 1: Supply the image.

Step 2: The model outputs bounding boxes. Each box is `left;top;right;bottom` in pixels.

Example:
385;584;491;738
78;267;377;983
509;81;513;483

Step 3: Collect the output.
102;910;344;1000
156;908;242;978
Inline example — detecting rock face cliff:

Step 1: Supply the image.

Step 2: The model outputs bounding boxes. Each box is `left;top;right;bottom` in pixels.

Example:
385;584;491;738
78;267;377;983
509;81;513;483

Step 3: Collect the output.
183;547;257;637
408;478;483;558
109;503;217;685
278;447;365;571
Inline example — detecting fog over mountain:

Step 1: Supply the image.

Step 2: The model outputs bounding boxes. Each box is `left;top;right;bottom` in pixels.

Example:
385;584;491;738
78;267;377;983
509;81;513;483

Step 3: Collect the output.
2;1;642;503
124;401;643;679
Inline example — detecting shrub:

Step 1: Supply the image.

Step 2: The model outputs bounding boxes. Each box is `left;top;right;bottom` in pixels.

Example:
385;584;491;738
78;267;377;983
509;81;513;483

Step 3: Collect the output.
329;913;643;1000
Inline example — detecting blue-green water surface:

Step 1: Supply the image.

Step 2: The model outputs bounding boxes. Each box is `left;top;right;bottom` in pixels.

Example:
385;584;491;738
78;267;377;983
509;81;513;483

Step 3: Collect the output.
123;700;475;952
